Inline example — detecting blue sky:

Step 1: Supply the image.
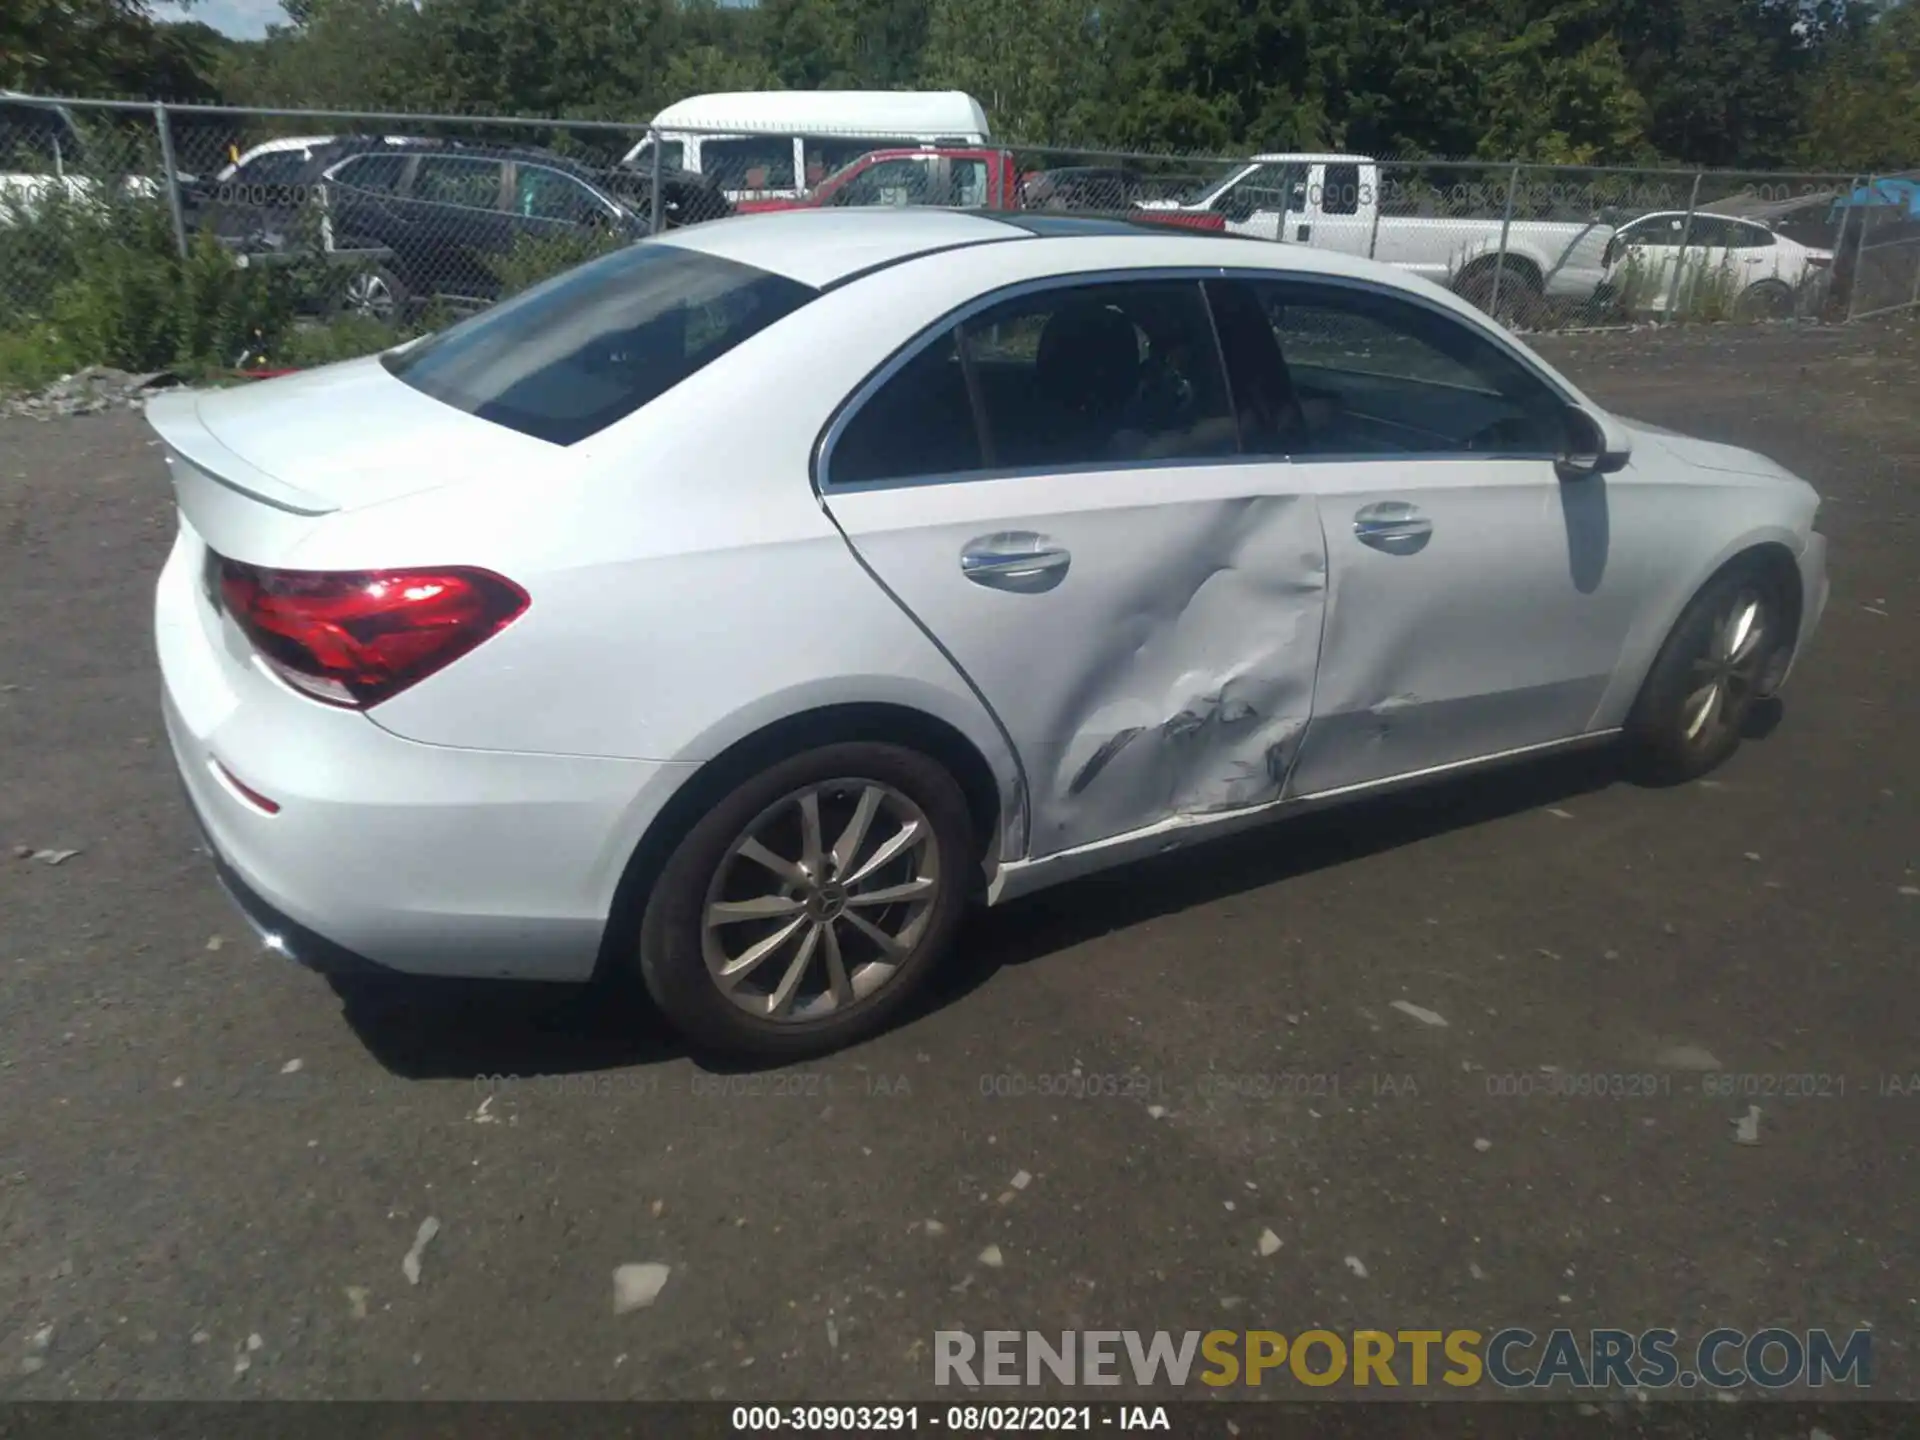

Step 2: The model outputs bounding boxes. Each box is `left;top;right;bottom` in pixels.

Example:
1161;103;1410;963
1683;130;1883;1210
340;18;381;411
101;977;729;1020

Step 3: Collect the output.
151;0;288;39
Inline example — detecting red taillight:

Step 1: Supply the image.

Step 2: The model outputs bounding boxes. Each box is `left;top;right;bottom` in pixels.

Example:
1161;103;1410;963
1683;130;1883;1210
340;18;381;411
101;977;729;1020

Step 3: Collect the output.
215;559;529;709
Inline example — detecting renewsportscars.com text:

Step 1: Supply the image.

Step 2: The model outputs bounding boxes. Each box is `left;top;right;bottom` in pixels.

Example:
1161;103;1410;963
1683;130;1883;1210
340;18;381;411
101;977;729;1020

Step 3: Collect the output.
934;1328;1871;1391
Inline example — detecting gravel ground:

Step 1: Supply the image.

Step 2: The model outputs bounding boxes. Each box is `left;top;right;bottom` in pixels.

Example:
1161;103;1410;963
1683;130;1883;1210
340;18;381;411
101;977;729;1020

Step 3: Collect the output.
0;321;1915;1404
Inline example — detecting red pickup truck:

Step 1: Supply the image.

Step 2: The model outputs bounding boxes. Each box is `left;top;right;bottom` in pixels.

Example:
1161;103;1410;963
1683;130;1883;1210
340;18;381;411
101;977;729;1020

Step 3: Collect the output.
737;147;1227;231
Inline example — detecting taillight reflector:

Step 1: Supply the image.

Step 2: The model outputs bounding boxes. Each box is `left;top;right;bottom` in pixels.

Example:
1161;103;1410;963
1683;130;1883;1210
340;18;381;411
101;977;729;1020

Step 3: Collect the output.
211;757;281;814
215;558;529;709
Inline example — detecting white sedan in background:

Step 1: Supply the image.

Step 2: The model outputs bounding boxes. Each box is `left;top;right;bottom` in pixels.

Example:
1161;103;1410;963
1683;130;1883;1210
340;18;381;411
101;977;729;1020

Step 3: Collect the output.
149;209;1828;1059
1603;210;1832;318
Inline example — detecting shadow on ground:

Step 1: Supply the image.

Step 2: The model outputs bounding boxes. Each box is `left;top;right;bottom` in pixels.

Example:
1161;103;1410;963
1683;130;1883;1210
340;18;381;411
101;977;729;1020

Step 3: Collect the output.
335;738;1661;1080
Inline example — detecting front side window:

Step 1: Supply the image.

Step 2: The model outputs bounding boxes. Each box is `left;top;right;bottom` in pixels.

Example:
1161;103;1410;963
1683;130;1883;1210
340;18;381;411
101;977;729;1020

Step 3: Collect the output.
1216;163;1305;216
1231;278;1567;456
1729;222;1775;250
411;156;504;210
838;157;934;207
1622;214;1687;248
329;153;407;194
515;165;606;223
949;159;990;209
384;243;816;445
830;279;1237;487
236;151;308;186
703;137;797;191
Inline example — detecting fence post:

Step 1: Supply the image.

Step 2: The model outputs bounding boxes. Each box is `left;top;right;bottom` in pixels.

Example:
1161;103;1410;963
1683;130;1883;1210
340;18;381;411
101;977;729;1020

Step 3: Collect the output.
1366;162;1385;259
153;101;190;260
1828;174;1859;322
648;123;664;236
1664;170;1703;321
1488;162;1521;317
1845;175;1877;323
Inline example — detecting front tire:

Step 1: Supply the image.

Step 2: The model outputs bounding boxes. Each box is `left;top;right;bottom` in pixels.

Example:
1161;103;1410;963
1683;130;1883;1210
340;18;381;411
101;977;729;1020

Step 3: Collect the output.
1626;565;1787;783
637;742;974;1061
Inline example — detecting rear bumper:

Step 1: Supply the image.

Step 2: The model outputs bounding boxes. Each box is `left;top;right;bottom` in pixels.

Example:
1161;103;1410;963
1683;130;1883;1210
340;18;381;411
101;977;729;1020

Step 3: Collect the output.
157;522;697;982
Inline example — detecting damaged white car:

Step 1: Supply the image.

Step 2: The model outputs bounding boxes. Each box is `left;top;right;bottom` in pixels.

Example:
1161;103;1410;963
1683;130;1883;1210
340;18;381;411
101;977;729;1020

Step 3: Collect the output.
150;209;1829;1059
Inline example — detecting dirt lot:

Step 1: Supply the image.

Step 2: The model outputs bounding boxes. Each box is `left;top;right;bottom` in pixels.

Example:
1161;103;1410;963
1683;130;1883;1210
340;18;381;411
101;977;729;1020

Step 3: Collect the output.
0;321;1916;1406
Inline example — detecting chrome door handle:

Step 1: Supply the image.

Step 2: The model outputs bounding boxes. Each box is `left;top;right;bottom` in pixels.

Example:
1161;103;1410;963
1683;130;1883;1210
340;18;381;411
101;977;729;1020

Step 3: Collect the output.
1353;501;1433;554
960;532;1071;593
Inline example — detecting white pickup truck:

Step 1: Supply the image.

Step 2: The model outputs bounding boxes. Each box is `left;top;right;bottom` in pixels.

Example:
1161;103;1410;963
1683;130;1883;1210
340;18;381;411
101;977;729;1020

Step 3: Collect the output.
1140;153;1614;309
1;93;168;220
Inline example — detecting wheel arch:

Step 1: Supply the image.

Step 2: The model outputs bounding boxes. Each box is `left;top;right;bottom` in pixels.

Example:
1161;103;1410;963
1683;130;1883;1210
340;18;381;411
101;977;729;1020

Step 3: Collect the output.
592;700;1016;983
1603;534;1804;729
1453;248;1545;292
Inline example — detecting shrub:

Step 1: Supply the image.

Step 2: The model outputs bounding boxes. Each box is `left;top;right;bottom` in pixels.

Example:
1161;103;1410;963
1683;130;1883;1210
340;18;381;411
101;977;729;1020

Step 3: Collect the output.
485;227;626;298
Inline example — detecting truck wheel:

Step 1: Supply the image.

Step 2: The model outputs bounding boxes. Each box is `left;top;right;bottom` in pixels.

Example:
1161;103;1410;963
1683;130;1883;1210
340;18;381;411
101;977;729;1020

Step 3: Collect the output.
1456;260;1542;327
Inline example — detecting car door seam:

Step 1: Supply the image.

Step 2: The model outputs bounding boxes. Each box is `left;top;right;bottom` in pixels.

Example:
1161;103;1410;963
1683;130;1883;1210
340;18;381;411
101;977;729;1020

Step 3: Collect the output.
811;490;1033;859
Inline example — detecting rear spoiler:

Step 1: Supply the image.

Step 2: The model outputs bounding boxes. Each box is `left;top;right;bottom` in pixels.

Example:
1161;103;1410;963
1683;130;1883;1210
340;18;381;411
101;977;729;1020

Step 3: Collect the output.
146;389;339;517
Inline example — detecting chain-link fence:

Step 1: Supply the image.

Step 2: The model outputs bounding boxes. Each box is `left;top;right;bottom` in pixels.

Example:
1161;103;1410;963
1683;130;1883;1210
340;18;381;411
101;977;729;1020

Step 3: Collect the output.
0;93;1910;384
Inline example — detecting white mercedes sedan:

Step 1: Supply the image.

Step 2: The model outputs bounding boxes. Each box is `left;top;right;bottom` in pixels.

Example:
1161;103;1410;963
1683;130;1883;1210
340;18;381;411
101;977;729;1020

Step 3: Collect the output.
149;209;1829;1059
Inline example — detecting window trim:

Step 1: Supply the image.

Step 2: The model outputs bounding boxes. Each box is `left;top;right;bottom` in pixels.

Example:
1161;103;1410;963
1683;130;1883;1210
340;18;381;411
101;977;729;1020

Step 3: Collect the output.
813;266;1582;494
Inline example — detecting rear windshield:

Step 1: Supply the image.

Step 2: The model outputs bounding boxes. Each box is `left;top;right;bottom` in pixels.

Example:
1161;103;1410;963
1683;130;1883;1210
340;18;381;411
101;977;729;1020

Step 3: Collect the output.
382;242;817;445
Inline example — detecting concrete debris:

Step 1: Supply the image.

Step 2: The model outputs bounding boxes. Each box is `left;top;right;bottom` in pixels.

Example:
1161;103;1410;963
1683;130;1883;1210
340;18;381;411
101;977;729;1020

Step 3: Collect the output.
1731;1106;1762;1145
1473;1138;1493;1152
401;1216;440;1285
1344;1256;1369;1278
1;367;179;421
1146;1105;1167;1119
280;1059;303;1074
978;1245;1004;1268
613;1262;671;1314
1258;1229;1282;1257
923;1220;947;1236
345;1287;370;1319
1389;1000;1448;1028
26;849;81;866
1010;1170;1032;1191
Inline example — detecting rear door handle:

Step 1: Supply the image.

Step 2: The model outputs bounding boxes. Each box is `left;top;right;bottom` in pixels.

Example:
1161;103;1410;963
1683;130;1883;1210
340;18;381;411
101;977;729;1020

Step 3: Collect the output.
1354;502;1433;554
960;532;1071;593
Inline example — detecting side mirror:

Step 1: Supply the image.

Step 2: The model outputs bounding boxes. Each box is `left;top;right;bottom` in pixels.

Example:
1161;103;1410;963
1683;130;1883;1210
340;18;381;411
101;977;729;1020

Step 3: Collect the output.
1558;404;1631;479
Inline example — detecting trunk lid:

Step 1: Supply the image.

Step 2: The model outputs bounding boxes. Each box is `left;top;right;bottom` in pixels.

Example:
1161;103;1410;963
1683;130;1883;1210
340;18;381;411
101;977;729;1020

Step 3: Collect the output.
146;354;552;561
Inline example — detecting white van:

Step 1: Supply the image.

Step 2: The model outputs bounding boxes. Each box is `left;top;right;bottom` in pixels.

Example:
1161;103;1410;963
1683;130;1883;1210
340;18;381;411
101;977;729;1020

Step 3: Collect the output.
622;91;991;203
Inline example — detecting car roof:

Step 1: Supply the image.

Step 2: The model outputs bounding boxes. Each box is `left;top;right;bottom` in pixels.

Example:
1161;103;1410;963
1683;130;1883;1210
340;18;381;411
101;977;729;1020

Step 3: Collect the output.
653;90;990;138
654;207;1433;291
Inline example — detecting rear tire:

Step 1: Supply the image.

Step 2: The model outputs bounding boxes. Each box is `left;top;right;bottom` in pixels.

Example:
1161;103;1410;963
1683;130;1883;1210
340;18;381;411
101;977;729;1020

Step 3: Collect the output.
1625;564;1788;783
636;742;974;1062
1455;259;1542;326
1735;279;1794;322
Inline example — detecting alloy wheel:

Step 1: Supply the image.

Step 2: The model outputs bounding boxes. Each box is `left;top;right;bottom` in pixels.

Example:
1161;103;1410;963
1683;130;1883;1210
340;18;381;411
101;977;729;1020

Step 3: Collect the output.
344;270;395;320
700;779;941;1022
1681;588;1769;749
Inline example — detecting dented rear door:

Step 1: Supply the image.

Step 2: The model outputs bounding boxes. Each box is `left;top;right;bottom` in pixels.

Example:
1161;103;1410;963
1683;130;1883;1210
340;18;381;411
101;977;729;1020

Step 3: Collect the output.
826;467;1328;860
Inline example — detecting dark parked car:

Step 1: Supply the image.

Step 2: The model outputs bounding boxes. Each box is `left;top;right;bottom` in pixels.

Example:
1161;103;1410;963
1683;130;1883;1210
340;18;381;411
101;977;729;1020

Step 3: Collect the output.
315;143;650;316
182;137;650;318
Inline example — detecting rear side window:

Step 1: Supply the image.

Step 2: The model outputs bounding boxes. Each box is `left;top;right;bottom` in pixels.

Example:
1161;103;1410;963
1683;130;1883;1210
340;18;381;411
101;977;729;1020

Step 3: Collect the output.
383;242;817;445
829;279;1238;487
413;155;503;210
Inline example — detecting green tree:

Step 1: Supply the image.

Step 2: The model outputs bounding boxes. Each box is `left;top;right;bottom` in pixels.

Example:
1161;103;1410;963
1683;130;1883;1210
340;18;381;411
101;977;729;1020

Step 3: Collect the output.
1799;0;1920;169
